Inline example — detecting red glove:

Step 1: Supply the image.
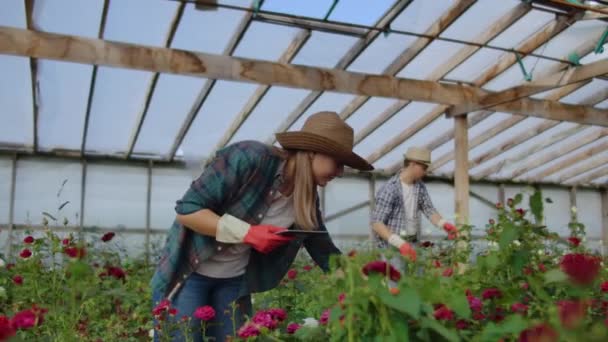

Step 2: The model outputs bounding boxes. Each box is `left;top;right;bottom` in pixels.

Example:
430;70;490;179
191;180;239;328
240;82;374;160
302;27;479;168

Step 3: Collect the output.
442;222;458;240
243;225;294;254
399;243;417;262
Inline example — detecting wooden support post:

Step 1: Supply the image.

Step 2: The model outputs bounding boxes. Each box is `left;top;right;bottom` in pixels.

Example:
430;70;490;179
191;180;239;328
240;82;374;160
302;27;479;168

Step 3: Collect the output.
569;186;578;223
498;183;506;206
454;116;469;225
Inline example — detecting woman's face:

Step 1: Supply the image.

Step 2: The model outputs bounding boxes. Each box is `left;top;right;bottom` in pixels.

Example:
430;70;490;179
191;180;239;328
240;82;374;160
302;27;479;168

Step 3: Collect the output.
311;153;344;187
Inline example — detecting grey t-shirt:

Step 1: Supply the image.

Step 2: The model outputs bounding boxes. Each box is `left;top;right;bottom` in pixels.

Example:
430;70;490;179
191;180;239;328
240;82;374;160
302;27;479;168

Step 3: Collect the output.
196;190;295;278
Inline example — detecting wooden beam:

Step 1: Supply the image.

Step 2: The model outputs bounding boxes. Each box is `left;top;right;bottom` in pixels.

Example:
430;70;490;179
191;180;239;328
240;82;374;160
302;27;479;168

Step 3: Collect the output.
512;129;608;180
338;0;477;121
542;0;608;15
449;58;608;116
602;188;608;255
353;3;531;146
567;165;608;185
366;13;582;165
81;0;110;156
2;27;605;125
558;154;608;183
210;29;310;154
465;81;594;170
168;5;254;160
24;0;39;152
268;0;414;144
126;3;185;158
454;116;469;225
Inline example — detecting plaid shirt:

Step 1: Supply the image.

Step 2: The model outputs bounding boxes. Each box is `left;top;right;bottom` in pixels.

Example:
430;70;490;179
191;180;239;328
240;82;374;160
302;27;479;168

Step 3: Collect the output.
150;141;341;299
371;173;438;247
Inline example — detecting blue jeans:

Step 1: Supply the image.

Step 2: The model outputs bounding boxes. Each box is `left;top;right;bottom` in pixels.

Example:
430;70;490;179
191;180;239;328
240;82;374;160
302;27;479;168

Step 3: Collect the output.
152;273;252;342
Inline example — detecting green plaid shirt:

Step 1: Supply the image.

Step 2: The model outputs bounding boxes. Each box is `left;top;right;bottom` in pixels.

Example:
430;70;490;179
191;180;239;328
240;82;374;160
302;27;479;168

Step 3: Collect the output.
150;140;341;299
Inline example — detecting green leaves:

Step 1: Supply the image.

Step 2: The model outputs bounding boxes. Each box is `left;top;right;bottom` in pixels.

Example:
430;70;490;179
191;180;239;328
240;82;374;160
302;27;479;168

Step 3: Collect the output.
379;286;421;319
529;190;544;224
499;223;518;250
544;268;568;284
478;315;527;342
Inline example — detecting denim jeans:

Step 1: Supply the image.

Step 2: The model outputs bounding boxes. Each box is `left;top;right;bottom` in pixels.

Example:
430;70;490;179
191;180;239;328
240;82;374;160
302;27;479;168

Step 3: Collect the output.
152;273;252;342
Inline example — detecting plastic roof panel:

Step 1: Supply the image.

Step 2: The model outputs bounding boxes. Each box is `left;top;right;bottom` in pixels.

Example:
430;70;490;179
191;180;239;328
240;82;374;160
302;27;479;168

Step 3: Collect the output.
483;56;566;91
1;0;25;28
233;22;301;61
262;0;331;19
440;0;519;42
346;34;418;74
104;0;179;46
397;40;465;80
179;80;259;159
537;20;608;59
291;31;359;68
559;79;608;104
229;86;311;144
0;55;32;146
34;0;103;38
37;61;93;151
390;1;457;34
290;92;357;130
353;101;438;157
133;74;208;156
172;5;247;54
85;67;154;153
329;0;395;26
345;97;399;132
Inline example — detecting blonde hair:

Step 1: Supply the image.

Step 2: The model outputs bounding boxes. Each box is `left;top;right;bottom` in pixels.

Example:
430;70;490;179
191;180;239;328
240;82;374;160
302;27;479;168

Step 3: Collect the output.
286;151;318;230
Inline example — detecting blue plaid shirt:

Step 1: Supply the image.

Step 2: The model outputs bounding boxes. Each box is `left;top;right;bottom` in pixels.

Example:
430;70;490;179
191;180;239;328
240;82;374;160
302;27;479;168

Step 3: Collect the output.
150;141;341;300
371;173;438;247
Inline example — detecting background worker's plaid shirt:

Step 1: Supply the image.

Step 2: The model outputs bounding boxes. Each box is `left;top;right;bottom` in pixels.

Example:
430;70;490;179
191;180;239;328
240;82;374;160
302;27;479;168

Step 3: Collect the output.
371;173;438;247
150;140;340;300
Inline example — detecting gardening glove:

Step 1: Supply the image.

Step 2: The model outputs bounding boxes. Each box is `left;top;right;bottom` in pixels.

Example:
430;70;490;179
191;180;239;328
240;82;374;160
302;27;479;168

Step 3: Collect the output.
216;214;294;254
388;234;417;262
439;219;458;240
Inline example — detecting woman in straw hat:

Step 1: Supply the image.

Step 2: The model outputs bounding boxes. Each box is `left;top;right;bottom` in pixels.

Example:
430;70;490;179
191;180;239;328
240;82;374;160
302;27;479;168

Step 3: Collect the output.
371;147;458;265
150;111;373;341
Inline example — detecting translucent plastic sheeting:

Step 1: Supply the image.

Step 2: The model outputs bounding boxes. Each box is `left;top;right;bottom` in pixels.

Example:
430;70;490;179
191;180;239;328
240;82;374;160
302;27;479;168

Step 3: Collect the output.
262;0;331;19
546;148;608;183
397;40;464;80
150;166;196;230
172;5;247;54
596;99;608;109
329;0;395;27
13;158;82;226
446;9;555;82
325;206;371;237
178;81;259;160
33;0;104;38
36;61;94;151
133;74;207;156
291;31;359;69
84;163;147;228
483;57;566;92
519;134;608;181
534;20;608;60
353;101;437;157
390;1;457;35
228;86;311;145
566;162;608;186
484;121;581;178
346;34;419;74
440;0;520;42
579;47;608;65
592;175;608;185
290;92;357;130
373;112;454;169
233;22;301;60
538;187;573;237
0;157;13;225
84;67;155;154
345;97;401;132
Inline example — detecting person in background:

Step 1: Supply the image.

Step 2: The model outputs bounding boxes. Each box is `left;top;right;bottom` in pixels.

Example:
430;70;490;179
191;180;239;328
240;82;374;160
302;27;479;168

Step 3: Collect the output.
371;146;458;262
150;111;374;341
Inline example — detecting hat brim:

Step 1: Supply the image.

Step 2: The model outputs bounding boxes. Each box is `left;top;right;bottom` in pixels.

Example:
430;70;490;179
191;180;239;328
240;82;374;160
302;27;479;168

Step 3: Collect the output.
406;158;431;167
275;132;374;171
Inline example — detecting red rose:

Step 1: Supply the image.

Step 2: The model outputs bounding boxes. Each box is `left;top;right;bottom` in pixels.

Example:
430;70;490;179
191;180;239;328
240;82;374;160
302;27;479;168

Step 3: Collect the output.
433;305;454;321
482;288;502;300
101;232;115;242
19;249;32;259
23;236;34;244
12;275;23;285
567;236;581;247
303;265;313;271
319;309;330;325
62;238;70;246
237;324;260;338
558;300;588;329
287;322;301;334
362;261;401;281
507;198;514;207
287;269;297;280
442;268;453;277
194;306;215;321
560;253;601;285
455;319;469;330
518;323;558;342
0;316;15;340
64;246;86;259
511;302;528;315
601;281;608;293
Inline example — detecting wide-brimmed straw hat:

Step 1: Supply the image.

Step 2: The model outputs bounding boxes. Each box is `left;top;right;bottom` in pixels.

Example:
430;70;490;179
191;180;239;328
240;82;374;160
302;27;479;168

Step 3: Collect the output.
404;146;431;167
275;111;374;171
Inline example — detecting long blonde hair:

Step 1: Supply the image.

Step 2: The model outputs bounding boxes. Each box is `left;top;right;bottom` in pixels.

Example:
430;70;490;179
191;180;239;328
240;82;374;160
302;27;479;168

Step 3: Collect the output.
285;150;318;230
